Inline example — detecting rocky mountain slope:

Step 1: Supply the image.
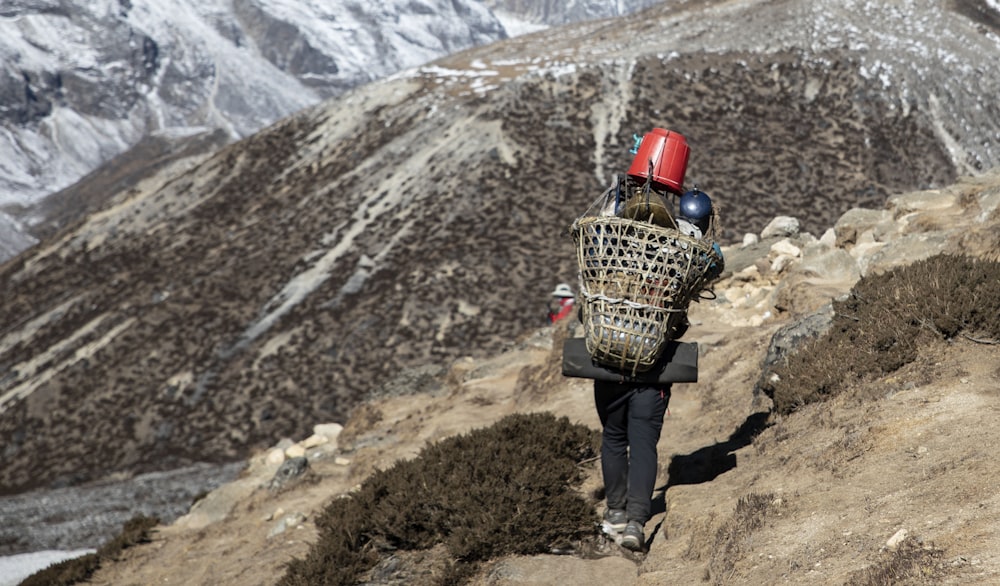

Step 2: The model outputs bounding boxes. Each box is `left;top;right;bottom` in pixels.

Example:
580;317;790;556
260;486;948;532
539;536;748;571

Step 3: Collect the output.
51;167;1000;585
2;0;1000;548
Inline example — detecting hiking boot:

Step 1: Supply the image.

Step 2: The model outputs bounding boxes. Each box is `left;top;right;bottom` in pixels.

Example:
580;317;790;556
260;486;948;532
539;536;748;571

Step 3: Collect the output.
602;508;627;533
620;520;645;551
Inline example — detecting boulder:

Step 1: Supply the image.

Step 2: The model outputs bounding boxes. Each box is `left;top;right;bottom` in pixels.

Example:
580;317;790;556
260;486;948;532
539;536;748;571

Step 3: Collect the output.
753;304;835;409
887;189;959;217
863;232;951;275
769;239;802;259
834;208;891;247
761;216;801;239
268;457;310;493
795;248;861;283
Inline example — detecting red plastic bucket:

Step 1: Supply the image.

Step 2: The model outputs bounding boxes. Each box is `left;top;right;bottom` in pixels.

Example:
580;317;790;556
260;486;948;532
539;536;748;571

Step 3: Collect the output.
626;128;689;194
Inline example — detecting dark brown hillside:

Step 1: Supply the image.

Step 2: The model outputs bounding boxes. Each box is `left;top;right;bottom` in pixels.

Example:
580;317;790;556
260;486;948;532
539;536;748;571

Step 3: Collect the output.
1;0;997;507
623;50;955;237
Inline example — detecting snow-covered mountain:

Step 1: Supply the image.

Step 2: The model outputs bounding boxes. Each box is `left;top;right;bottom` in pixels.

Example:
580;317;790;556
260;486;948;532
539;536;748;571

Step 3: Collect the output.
0;213;37;260
0;0;507;252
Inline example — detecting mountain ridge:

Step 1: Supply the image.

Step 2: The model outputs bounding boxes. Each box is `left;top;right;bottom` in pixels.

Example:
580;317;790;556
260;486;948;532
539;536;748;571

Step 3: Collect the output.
0;0;508;246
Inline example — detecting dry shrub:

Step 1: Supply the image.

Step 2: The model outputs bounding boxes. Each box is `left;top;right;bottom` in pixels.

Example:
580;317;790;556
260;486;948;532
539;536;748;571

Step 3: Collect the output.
847;538;946;586
19;515;159;586
705;492;775;584
763;254;1000;414
279;412;599;586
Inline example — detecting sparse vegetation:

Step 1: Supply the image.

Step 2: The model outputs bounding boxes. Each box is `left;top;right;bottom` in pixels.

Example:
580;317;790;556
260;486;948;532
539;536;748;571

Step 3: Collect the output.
847;538;946;586
762;254;1000;414
19;515;159;586
279;413;599;586
705;492;776;584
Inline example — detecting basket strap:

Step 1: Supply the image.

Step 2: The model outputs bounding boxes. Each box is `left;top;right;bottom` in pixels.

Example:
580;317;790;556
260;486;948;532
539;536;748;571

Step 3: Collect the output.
579;291;686;312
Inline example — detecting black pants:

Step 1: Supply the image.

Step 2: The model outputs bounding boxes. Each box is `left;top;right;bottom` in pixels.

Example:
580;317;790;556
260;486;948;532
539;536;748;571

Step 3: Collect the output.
594;380;670;525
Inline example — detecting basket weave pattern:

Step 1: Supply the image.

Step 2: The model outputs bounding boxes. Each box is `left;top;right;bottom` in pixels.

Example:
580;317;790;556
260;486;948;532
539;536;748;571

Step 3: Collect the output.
572;215;721;374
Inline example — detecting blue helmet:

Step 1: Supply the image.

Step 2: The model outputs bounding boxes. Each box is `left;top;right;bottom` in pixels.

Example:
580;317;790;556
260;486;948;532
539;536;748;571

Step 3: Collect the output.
679;189;713;232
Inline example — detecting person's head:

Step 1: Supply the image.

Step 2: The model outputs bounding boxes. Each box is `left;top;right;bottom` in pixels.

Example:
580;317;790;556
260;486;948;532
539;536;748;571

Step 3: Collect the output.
679;189;713;233
551;283;574;298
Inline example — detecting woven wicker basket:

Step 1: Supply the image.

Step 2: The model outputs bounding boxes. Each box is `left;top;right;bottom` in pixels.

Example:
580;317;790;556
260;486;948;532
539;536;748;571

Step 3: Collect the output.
572;215;722;374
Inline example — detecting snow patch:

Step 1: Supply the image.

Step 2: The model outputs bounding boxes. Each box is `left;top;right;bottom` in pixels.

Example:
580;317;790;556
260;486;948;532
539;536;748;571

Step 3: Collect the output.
492;10;549;38
0;549;95;586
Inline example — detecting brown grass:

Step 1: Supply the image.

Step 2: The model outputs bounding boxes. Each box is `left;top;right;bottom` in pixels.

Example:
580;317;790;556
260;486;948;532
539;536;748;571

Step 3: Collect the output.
279;412;599;586
762;254;1000;414
705;492;776;584
847;537;946;586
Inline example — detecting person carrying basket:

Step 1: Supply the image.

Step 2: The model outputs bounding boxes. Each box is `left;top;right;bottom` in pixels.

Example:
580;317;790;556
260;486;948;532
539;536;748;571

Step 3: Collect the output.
575;129;724;552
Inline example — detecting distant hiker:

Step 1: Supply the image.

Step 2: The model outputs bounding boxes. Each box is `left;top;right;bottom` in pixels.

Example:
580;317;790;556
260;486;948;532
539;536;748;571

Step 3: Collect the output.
547;283;575;323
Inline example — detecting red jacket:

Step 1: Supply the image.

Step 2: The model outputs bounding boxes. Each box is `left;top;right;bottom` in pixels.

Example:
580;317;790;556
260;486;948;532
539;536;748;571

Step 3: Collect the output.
548;297;575;323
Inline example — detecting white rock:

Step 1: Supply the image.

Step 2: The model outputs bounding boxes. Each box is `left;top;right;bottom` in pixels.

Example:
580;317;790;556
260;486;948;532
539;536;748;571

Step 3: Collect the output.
819;228;837;247
285;444;307;459
770;239;802;258
335;456;352;466
770;254;796;274
742;232;760;247
887;528;909;550
314;423;344;440
301;434;329;449
761;216;800;239
266;448;286;466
